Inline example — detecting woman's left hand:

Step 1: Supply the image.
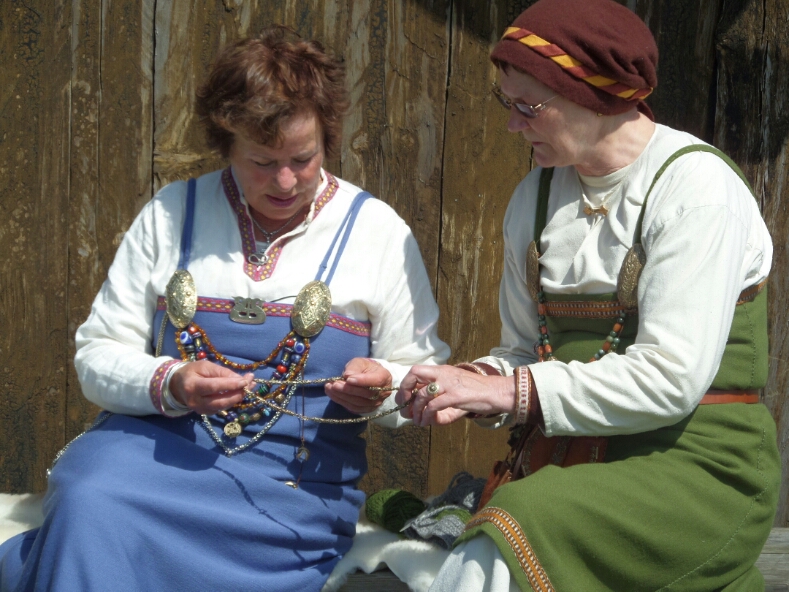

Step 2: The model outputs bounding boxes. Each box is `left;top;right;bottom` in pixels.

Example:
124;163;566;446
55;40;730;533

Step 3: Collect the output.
324;358;393;415
396;365;517;427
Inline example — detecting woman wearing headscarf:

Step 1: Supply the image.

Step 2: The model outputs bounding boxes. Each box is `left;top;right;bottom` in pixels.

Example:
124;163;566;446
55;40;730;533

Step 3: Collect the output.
0;28;448;591
398;1;780;590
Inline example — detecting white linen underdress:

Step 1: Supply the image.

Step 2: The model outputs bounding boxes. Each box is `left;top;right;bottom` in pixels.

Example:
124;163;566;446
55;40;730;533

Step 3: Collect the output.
75;168;449;425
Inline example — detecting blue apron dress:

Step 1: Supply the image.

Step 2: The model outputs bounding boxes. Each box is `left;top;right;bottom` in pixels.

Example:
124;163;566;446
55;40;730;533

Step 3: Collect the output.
0;183;374;592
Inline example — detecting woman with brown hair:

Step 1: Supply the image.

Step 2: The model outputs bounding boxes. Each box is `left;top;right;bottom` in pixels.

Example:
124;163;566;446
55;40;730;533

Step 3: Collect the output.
399;0;780;590
0;28;448;591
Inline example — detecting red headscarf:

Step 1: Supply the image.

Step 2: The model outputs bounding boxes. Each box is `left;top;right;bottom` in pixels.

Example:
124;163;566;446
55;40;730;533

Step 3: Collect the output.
490;0;658;119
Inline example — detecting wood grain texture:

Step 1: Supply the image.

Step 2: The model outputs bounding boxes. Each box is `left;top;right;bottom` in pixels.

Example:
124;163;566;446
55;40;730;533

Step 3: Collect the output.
757;528;789;589
713;0;789;528
627;0;723;140
0;1;72;492
427;0;532;495
340;0;450;498
64;0;157;452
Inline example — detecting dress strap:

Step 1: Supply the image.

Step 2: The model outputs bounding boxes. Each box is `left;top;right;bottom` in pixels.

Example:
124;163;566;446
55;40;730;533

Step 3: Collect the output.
534;167;555;245
177;178;197;270
632;144;754;245
315;191;372;286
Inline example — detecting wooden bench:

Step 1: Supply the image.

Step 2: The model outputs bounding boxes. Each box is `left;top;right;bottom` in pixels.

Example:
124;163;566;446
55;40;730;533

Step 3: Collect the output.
339;528;789;591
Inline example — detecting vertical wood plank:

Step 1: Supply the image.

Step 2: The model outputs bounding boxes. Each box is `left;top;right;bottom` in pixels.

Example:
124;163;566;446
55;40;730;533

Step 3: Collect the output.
343;0;451;498
65;0;156;447
626;0;723;140
713;0;789;526
0;1;71;491
428;0;533;495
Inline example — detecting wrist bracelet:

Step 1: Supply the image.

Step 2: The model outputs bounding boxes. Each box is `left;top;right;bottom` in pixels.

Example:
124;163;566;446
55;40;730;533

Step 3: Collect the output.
454;362;487;376
513;366;532;425
162;361;191;413
455;362;500;420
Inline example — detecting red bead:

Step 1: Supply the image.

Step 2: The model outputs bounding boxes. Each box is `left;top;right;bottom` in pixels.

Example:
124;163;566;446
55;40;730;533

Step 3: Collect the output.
286;339;296;347
602;342;611;352
544;345;553;354
188;326;199;334
277;364;288;374
613;323;623;333
197;351;208;360
537;304;546;315
540;326;548;335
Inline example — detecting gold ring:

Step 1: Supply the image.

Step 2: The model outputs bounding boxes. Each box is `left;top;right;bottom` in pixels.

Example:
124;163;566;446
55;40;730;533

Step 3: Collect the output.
426;382;440;397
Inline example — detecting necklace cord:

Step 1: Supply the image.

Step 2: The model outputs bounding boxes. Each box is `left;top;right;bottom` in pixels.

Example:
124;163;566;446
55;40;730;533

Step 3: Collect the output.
242;378;408;424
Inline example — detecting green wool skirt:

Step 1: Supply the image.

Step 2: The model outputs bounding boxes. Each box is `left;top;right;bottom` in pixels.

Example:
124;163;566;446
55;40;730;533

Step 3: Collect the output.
459;403;780;592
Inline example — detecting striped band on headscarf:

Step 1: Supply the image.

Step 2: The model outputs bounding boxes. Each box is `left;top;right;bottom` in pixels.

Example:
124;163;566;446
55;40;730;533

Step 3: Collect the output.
502;27;653;101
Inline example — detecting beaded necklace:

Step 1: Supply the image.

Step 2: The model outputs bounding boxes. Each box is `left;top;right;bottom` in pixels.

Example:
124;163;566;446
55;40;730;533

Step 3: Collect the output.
528;168;633;364
534;290;626;363
176;325;310;438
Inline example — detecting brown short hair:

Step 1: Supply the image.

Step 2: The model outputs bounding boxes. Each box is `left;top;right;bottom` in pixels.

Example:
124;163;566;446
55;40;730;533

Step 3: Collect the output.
196;27;349;158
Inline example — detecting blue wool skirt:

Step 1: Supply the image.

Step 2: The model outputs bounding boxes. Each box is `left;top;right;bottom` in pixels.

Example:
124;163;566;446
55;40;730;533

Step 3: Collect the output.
0;311;371;592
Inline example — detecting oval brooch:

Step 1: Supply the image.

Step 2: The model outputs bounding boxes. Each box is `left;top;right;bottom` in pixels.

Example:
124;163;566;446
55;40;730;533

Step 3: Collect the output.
165;269;197;329
291;280;332;337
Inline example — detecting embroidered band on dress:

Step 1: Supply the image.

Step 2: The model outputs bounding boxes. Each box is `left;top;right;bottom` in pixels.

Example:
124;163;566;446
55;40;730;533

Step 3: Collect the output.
156;296;371;337
221;168;341;282
465;507;555;592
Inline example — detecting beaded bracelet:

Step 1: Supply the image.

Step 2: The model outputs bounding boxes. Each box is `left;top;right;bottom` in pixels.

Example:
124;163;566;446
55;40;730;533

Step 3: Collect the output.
513;366;532;425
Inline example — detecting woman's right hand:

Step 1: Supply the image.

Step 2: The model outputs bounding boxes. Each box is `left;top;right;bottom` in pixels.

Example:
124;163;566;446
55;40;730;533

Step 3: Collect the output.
395;364;517;427
169;361;254;415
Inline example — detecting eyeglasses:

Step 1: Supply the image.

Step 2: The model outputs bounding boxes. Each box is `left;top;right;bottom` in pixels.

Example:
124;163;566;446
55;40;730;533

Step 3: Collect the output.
492;86;557;119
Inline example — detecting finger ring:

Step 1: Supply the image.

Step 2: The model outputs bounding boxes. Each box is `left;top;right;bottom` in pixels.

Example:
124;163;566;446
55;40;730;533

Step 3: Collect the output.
426;382;440;397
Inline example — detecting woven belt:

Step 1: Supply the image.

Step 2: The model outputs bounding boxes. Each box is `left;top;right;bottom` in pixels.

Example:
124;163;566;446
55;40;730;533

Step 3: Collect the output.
699;390;760;405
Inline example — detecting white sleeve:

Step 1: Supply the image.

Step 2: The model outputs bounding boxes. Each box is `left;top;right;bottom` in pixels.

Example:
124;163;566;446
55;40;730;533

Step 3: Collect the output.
74;184;184;415
530;154;770;436
476;173;542;376
364;215;450;427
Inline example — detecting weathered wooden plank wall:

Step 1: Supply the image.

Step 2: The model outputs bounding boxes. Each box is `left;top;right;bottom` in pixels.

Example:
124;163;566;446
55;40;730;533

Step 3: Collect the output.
1;0;787;526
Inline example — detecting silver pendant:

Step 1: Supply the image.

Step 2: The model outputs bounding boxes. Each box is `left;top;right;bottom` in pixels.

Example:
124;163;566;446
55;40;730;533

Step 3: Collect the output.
296;446;310;462
223;421;242;438
248;251;269;266
165;269;197;329
230;297;266;325
291;281;332;337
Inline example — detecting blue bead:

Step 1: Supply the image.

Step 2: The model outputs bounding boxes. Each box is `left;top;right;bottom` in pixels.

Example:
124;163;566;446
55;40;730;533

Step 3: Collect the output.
263;408;271;417
179;331;193;345
294;342;306;354
290;354;301;365
272;372;282;379
227;412;237;421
